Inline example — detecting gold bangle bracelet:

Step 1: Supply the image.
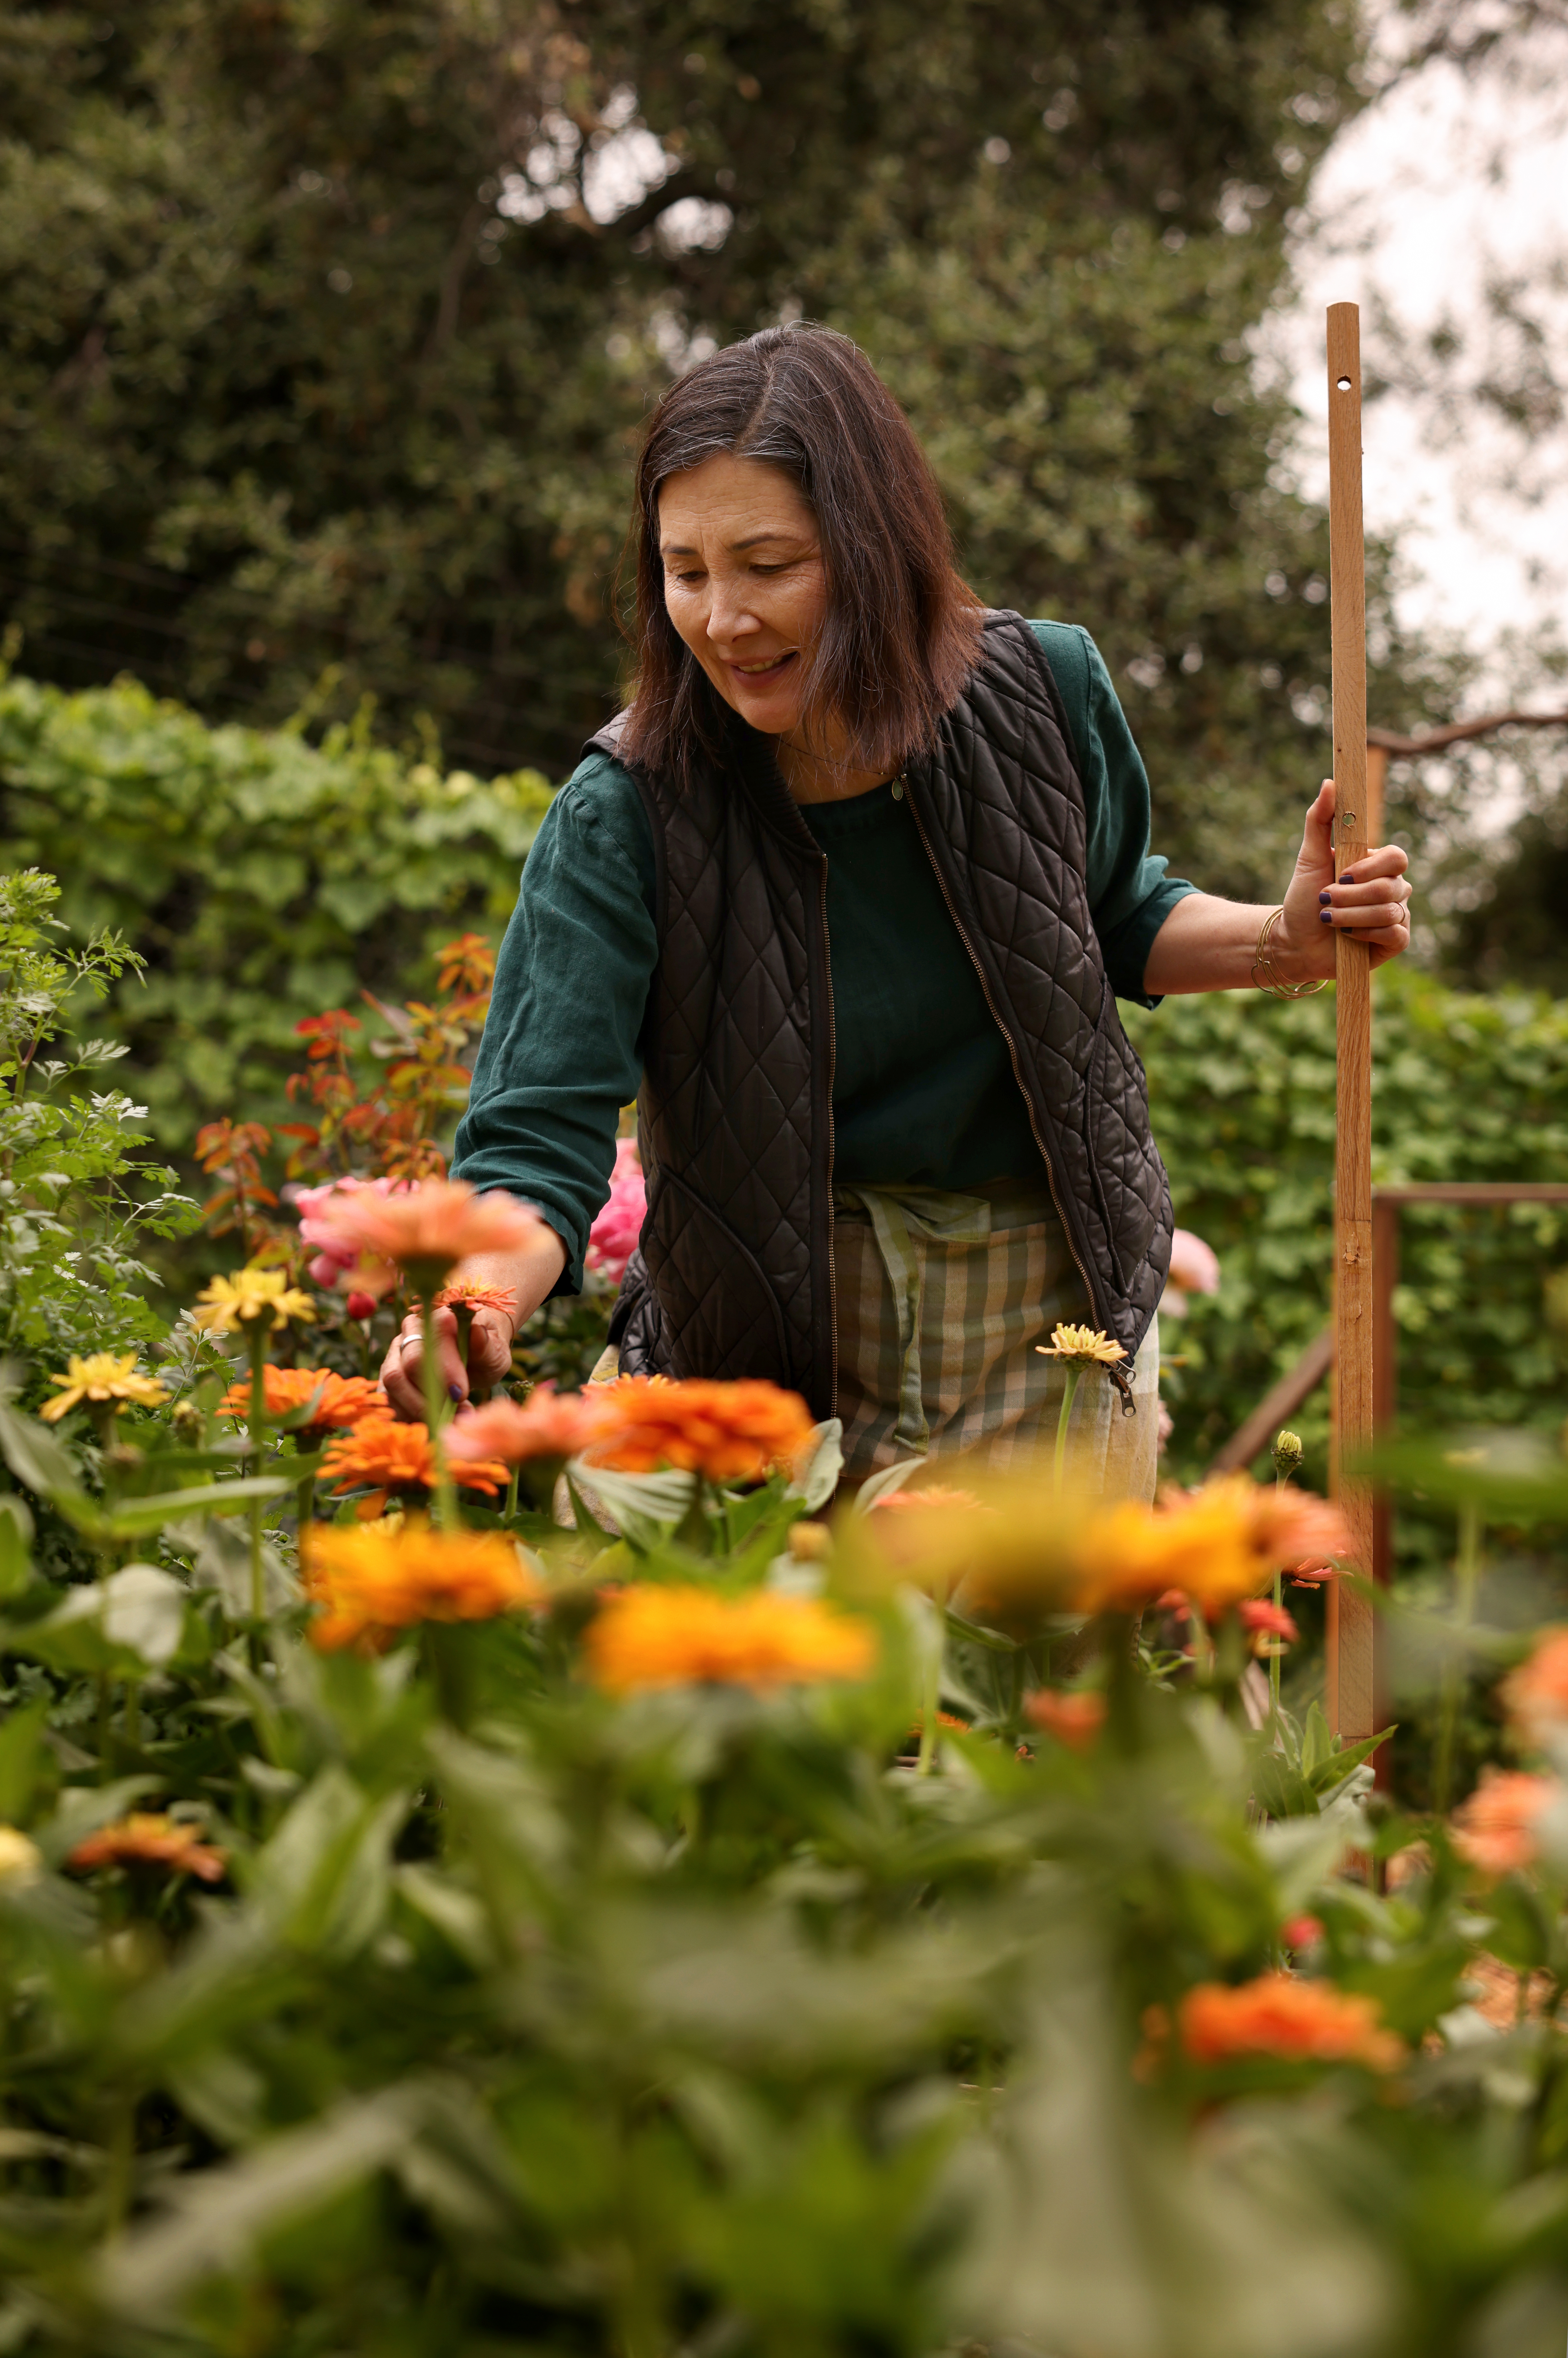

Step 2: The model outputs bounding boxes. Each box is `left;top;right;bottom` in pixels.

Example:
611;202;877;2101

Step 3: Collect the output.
1251;906;1328;1000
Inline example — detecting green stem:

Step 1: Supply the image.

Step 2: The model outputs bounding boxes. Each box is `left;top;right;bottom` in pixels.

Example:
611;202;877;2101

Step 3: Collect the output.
246;1320;270;1625
296;1471;315;1536
419;1290;459;1532
1270;1566;1283;1713
504;1464;520;1523
916;1579;949;1776
1435;1501;1484;1817
1271;1467;1286;1715
97;1671;112;1781
1053;1364;1083;1493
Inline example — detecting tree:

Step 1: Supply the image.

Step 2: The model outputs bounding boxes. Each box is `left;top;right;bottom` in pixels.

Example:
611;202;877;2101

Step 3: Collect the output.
0;0;1459;890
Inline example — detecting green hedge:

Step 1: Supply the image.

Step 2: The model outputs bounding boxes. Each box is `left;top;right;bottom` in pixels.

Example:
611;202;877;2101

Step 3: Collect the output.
0;668;552;1146
1132;972;1568;1486
4;666;1565;1497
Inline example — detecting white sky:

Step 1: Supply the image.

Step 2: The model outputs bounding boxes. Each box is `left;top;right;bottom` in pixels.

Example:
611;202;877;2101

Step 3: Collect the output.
1273;17;1568;658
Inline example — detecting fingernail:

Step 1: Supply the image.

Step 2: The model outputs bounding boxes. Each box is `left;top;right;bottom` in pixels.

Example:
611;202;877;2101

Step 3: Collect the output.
1318;888;1331;904
1339;870;1356;884
1320;910;1332;923
448;1382;464;1401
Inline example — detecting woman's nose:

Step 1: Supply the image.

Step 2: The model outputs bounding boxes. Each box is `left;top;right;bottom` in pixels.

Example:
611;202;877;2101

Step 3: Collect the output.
706;587;760;644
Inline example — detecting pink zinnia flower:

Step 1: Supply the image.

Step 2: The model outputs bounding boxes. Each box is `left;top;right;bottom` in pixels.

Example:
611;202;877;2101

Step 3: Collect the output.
1161;1227;1221;1318
585;1139;646;1285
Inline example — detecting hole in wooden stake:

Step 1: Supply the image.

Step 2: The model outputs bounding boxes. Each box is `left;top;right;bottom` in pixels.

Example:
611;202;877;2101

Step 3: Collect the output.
1336;375;1352;390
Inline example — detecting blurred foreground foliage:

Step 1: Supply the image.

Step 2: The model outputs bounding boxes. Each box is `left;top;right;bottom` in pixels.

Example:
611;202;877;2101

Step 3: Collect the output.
3;1273;1568;2355
1;862;1568;2354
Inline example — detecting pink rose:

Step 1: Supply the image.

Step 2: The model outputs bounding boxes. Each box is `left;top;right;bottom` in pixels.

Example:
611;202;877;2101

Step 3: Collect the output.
1160;1227;1221;1318
585;1139;646;1286
295;1176;403;1286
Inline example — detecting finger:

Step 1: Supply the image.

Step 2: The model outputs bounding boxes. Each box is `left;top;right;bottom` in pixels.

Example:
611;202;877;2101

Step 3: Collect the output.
1320;898;1412;931
1333;845;1409;883
1321;876;1412;912
1299;780;1336;872
412;1304;471;1406
380;1335;427;1422
467;1310;514;1386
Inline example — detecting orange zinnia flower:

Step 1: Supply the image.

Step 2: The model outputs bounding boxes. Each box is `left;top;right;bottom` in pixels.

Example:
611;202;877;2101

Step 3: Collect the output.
319;1415;508;1517
585;1377;818;1485
220;1366;388;1428
1502;1629;1568;1746
66;1814;227;1883
1174;1973;1402;2071
1450;1768;1556;1878
306;1177;546;1296
585;1584;876;1692
433;1279;518;1317
303;1518;543;1651
1026;1689;1107;1751
444;1386;611;1467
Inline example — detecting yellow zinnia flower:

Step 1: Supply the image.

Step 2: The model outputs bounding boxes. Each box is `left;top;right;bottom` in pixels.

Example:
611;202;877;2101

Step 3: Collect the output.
1034;1323;1127;1366
192;1266;317;1336
39;1351;169;1422
0;1825;42;1884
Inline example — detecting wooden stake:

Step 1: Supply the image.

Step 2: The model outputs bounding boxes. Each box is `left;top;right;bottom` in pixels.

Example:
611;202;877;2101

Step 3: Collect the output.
1326;303;1376;1742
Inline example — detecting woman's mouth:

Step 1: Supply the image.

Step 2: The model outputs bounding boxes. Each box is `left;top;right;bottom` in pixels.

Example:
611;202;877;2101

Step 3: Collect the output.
727;651;797;681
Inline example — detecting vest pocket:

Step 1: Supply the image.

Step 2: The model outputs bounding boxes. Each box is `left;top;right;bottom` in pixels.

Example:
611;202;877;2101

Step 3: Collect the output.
643;1166;794;1385
1085;983;1164;1290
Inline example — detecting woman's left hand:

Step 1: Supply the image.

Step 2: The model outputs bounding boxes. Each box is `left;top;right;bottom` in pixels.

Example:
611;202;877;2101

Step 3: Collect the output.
1276;779;1413;978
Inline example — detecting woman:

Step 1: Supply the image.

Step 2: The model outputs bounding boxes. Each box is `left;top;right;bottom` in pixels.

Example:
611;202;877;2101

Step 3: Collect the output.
382;325;1412;1494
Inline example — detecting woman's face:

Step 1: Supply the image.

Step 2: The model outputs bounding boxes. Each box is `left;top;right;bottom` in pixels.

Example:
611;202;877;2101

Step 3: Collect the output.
657;453;827;741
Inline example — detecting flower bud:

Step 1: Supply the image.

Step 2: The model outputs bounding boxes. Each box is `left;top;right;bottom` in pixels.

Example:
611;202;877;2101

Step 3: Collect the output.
346;1290;377;1322
1273;1429;1304;1478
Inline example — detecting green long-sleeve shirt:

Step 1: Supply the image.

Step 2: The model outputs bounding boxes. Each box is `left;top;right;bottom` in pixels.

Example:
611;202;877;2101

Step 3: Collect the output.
454;620;1193;1290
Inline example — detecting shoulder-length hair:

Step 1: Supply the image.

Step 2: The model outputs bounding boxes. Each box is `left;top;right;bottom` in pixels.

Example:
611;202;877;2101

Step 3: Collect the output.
618;324;983;787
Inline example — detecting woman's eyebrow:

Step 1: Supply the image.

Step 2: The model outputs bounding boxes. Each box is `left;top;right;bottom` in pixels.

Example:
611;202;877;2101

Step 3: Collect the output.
659;528;807;557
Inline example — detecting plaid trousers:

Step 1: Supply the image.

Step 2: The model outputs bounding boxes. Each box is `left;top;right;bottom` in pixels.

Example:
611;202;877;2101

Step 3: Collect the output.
834;1181;1161;1498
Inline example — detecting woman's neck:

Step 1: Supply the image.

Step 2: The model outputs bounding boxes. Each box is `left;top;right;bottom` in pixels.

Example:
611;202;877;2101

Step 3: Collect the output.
775;731;897;806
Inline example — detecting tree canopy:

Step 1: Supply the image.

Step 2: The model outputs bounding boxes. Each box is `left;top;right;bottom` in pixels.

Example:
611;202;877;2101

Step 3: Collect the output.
0;0;1455;891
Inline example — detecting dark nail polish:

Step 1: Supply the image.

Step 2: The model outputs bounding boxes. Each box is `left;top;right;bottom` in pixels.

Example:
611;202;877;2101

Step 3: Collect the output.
1339;870;1356;885
1320;910;1332;923
448;1382;464;1401
1318;888;1331;904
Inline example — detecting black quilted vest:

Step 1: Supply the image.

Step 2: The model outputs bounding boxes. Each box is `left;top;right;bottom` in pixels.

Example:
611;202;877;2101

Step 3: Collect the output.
594;611;1173;1422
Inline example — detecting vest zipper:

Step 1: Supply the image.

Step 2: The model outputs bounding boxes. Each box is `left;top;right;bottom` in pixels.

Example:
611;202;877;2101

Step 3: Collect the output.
900;776;1132;1405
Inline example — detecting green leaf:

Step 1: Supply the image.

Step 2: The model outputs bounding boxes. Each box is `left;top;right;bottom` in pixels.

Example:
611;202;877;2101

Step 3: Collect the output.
0;1493;33;1599
788;1419;844;1513
0;1389;84;1504
8;1562;187;1675
0;1697;49;1823
55;1473;295;1541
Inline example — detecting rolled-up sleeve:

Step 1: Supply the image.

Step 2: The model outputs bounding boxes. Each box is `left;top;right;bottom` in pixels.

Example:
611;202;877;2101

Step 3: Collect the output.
453;757;656;1293
1035;622;1197;1007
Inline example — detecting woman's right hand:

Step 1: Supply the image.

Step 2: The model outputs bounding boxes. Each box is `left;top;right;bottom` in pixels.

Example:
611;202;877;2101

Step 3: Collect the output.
378;1230;568;1420
380;1302;515;1422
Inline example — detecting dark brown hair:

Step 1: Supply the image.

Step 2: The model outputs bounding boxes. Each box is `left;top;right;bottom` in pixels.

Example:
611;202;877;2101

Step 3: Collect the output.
619;324;983;785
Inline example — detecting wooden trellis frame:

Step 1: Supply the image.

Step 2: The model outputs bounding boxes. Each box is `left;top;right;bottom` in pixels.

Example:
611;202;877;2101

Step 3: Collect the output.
1218;304;1568;1738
